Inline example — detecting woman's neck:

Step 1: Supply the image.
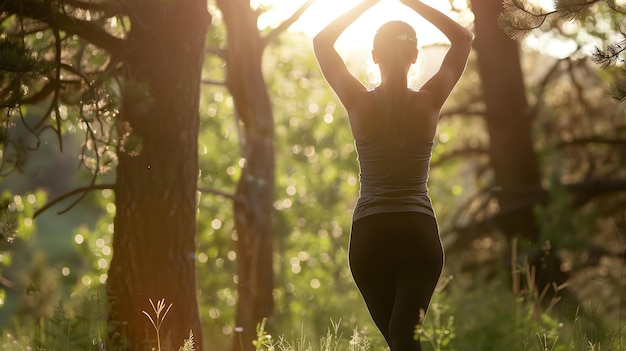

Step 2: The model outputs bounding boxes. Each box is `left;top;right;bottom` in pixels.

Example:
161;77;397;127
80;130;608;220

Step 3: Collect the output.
378;68;409;90
377;78;408;93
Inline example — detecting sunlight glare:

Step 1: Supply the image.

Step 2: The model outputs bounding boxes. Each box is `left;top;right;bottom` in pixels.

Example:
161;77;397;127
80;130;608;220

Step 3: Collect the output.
255;0;457;48
255;0;463;87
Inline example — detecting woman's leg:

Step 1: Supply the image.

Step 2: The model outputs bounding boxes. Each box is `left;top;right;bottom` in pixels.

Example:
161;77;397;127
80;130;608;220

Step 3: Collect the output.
388;213;443;351
349;215;396;345
349;212;443;351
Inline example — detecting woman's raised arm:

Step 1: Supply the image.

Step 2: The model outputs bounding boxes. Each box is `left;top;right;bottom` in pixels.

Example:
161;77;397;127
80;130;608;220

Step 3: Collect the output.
313;0;380;109
400;0;473;109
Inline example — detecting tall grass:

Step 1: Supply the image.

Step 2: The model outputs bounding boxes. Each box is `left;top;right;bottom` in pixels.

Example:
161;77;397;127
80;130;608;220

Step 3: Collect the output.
252;318;371;351
1;266;623;351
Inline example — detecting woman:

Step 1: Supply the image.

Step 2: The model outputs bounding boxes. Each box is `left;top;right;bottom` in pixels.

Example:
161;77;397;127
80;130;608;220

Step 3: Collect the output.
313;1;472;350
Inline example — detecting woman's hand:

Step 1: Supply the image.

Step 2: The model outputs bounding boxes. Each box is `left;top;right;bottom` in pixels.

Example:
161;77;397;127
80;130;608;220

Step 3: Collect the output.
399;0;473;111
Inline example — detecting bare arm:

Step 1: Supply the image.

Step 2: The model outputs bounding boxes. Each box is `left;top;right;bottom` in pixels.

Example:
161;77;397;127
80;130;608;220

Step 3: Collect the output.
313;0;379;109
401;0;473;109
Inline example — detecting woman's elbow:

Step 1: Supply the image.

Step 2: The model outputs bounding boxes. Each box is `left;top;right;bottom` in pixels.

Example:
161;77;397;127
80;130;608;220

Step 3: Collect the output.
313;33;328;51
313;35;323;53
459;28;474;45
313;35;333;57
454;30;474;55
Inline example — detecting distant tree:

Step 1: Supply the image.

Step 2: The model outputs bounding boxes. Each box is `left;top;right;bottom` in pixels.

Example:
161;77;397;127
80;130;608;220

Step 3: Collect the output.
466;0;564;292
205;1;314;350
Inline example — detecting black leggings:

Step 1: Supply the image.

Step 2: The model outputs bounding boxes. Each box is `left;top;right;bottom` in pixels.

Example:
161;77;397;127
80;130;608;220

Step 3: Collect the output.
349;212;443;351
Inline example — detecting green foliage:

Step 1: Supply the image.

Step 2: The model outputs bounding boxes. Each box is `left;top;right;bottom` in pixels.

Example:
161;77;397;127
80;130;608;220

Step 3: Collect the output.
0;191;46;309
417;301;456;351
1;2;122;177
44;190;114;308
43;301;94;350
452;286;560;350
0;194;19;243
1;291;109;351
0;37;53;109
440;270;623;351
534;172;594;251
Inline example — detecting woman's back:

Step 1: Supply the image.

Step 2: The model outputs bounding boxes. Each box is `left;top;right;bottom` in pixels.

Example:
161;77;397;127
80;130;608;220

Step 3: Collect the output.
352;88;436;221
347;88;439;142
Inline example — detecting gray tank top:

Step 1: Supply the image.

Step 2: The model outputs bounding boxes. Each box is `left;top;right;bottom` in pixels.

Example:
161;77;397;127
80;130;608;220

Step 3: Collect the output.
352;90;435;222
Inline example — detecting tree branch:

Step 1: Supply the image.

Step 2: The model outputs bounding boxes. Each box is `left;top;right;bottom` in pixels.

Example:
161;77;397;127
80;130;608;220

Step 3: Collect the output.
0;275;15;289
430;145;489;168
449;178;626;240
566;178;626;207
439;101;486;119
20;80;56;104
499;0;602;39
261;0;316;47
591;35;626;68
33;183;114;218
447;193;546;247
606;0;626;15
529;57;565;120
5;0;125;54
202;79;227;86
61;0;123;15
51;18;63;151
198;186;245;205
206;47;227;59
557;136;626;148
498;0;555;40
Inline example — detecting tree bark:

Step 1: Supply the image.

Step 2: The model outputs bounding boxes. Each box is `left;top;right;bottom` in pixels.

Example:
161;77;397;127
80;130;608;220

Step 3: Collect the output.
107;1;210;350
216;1;275;350
470;0;567;290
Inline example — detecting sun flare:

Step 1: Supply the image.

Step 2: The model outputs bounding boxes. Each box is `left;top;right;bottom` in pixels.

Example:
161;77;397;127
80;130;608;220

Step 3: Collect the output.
255;0;467;87
256;0;459;47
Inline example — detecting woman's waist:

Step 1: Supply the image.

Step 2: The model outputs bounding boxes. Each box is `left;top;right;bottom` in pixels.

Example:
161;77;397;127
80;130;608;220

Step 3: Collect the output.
359;180;428;194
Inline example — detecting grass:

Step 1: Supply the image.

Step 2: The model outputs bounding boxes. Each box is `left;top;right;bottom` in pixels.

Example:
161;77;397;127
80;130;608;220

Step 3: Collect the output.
0;292;622;351
252;318;371;351
1;264;623;351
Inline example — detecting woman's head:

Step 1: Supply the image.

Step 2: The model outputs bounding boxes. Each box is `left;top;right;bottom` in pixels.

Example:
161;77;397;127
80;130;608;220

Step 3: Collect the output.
372;21;418;72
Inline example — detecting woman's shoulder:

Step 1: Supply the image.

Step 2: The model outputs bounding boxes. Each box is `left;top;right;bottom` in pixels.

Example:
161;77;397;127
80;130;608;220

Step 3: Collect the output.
407;89;440;140
346;88;378;114
407;89;440;114
345;90;380;141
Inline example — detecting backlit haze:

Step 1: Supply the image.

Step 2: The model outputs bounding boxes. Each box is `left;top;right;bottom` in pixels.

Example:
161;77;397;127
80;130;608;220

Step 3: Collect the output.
253;0;472;88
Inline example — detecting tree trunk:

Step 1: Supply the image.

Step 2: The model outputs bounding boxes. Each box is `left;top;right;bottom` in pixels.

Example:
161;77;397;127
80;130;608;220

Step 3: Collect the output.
107;1;210;350
217;1;275;350
470;0;567;290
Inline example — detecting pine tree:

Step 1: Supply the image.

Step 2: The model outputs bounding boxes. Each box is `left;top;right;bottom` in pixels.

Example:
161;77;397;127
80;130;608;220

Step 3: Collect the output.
499;0;626;100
